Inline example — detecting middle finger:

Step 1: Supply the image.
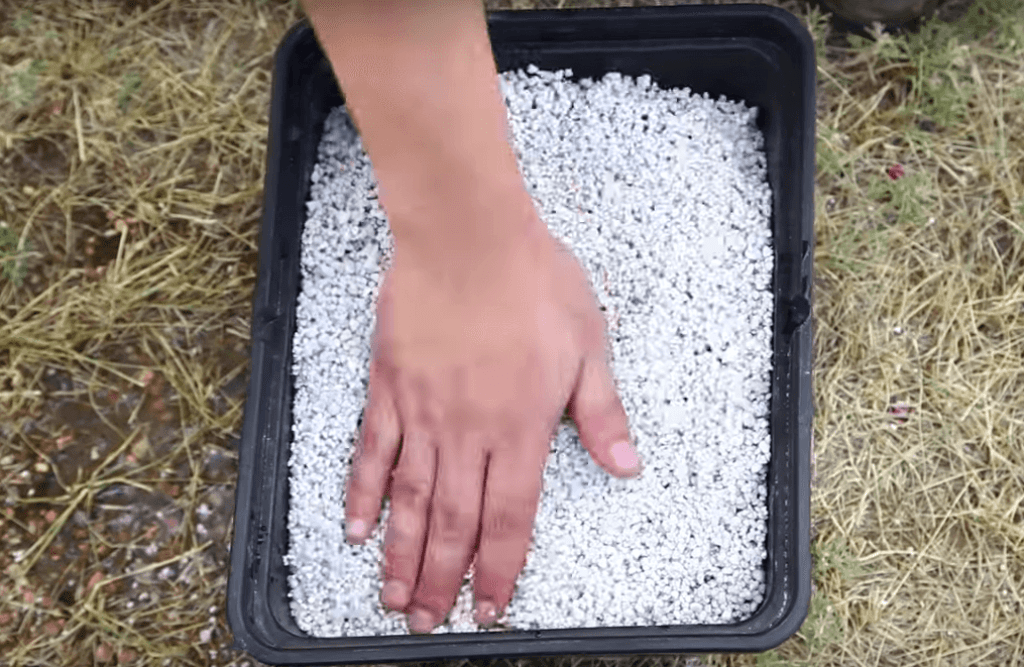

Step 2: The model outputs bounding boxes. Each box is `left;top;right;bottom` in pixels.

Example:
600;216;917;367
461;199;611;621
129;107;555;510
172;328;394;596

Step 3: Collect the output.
406;439;486;633
382;430;436;615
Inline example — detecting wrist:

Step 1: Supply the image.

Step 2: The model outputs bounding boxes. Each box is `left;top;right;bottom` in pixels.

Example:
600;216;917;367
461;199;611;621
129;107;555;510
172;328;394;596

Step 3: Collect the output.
389;180;551;289
386;163;538;242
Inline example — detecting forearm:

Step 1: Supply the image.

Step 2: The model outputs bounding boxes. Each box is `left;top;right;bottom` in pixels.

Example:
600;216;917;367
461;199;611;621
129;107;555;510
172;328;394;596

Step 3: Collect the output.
301;0;543;268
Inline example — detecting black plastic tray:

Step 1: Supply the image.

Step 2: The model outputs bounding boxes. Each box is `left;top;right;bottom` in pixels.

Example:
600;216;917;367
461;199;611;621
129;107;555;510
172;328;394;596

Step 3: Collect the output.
228;5;814;665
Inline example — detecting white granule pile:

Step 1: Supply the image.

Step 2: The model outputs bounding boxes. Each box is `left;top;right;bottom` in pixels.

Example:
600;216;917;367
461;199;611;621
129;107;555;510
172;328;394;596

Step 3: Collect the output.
285;66;773;637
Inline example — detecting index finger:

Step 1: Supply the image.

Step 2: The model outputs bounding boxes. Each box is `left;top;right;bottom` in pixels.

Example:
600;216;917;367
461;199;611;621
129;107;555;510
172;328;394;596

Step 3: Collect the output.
472;445;547;626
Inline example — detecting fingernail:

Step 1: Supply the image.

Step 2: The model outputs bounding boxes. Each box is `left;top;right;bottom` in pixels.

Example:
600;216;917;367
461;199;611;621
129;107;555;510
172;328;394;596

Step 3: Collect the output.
475;600;497;626
381;580;410;610
610;441;640;473
345;519;368;543
408;609;435;634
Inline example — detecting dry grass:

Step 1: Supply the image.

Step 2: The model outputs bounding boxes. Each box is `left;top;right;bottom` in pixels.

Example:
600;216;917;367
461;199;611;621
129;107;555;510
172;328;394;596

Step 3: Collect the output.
1;0;1022;666
785;3;1024;664
0;0;301;664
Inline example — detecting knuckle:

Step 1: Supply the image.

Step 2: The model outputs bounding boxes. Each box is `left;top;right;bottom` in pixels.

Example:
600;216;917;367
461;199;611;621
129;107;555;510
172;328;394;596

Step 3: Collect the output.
358;424;382;459
383;518;423;577
476;560;524;606
432;501;477;544
390;471;431;508
497;560;526;590
346;468;369;499
585;396;627;434
606;396;628;422
411;592;451;620
482;504;532;540
358;412;397;462
383;547;418;582
347;466;381;506
349;461;383;496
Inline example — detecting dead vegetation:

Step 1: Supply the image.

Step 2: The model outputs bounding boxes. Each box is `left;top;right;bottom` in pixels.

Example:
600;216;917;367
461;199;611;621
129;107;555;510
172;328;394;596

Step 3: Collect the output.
1;0;1022;666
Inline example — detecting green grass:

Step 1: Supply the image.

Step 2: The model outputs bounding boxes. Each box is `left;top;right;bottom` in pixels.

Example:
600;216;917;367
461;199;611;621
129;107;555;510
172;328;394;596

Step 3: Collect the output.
117;71;142;112
0;227;31;287
2;59;47;108
12;9;33;32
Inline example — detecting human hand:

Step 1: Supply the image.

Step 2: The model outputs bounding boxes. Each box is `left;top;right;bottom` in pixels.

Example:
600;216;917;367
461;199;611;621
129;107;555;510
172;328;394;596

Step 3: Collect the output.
343;210;643;633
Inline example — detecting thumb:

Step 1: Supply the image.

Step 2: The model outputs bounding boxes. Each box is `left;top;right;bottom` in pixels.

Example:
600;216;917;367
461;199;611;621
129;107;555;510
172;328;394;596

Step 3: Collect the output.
567;350;641;478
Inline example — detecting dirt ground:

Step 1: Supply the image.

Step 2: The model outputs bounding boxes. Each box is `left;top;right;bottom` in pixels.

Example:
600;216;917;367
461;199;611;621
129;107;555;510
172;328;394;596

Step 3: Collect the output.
1;0;1022;666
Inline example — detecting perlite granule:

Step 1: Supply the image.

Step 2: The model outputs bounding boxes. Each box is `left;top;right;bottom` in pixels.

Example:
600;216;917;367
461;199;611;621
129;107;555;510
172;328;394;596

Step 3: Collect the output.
285;66;773;637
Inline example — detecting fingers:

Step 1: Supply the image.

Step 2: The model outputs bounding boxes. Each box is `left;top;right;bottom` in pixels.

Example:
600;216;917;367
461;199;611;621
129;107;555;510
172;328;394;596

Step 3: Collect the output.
381;431;436;615
473;445;546;626
567;348;641;478
344;364;402;544
405;441;486;633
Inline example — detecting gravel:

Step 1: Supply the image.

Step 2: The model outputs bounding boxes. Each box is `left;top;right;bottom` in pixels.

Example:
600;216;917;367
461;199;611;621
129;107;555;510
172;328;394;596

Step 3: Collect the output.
285;66;774;637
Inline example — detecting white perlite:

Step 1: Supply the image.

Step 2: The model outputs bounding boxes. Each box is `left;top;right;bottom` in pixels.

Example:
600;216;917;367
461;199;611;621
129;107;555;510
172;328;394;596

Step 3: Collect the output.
285;66;773;637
